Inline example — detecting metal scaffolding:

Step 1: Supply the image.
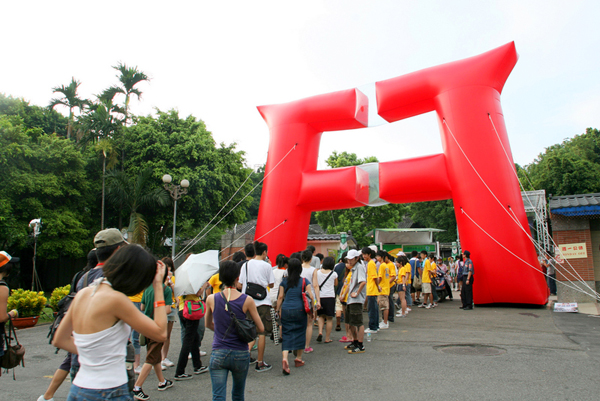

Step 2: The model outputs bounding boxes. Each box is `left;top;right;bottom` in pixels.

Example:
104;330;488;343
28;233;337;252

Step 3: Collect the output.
521;190;552;253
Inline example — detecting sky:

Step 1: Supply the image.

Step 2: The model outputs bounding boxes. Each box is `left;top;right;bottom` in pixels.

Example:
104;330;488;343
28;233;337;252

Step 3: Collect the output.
2;1;599;172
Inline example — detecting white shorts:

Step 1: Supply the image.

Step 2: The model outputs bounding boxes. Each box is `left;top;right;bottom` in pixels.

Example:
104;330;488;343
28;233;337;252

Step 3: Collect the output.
422;282;432;294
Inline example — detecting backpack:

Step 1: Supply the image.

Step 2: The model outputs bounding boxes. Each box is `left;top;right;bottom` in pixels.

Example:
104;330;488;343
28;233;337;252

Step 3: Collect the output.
47;270;90;351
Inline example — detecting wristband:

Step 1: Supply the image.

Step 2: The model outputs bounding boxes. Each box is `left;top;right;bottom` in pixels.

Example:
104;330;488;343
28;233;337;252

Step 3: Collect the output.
154;301;166;308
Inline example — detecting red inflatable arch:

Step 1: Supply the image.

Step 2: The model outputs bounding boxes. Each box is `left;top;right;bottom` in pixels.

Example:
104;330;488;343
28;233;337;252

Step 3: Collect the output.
256;42;548;305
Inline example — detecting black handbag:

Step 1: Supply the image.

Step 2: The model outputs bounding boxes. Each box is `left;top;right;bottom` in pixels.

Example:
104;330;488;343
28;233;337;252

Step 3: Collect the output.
1;317;25;378
244;261;267;300
221;293;257;343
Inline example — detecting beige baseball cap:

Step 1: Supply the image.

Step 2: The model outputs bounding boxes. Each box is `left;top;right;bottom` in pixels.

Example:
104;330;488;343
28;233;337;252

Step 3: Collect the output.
94;228;127;248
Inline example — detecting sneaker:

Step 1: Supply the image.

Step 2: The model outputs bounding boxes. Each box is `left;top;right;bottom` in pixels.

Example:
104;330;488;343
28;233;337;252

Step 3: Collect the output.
304;347;314;353
188;353;192;359
255;362;273;372
407;308;412;312
379;322;389;329
348;345;365;354
418;304;426;308
174;373;193;381
432;303;438;308
339;336;352;343
37;397;53;401
364;328;378;334
134;366;142;375
162;358;175;367
194;366;209;375
157;379;173;391
160;363;167;371
251;343;258;351
395;312;403;317
200;350;207;357
133;389;150;400
249;357;257;365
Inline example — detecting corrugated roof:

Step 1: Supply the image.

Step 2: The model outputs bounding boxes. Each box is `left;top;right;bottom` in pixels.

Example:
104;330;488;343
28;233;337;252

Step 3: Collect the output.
549;194;600;209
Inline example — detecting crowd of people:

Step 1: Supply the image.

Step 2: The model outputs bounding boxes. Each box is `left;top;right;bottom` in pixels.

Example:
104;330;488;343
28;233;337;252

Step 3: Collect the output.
1;228;477;401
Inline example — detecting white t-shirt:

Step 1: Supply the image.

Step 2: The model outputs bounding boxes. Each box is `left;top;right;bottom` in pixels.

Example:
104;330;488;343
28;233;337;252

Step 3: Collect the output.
240;259;275;307
317;270;338;298
270;268;287;304
301;266;316;297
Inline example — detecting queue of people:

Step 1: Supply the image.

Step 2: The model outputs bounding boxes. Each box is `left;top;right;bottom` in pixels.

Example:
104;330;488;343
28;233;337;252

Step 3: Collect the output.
8;227;474;401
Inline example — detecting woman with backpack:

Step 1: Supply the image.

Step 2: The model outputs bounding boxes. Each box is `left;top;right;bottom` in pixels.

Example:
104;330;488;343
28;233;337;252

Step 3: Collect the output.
0;252;19;359
53;245;169;400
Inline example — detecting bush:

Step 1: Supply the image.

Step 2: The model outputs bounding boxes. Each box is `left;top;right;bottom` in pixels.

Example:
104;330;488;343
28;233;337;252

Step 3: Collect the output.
48;284;71;312
7;289;48;318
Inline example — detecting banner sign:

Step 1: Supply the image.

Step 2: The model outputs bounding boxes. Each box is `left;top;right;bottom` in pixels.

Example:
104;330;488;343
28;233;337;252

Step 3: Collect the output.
557;243;587;260
553;303;578;313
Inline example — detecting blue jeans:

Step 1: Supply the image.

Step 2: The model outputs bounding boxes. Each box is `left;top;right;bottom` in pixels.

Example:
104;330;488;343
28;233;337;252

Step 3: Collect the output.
388;285;396;322
367;296;379;331
209;349;250;401
405;285;413;306
67;383;131;401
131;302;141;355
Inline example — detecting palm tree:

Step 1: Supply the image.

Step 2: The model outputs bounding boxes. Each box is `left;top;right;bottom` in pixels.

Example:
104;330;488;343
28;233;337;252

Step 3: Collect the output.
49;77;88;140
106;62;149;124
106;167;170;246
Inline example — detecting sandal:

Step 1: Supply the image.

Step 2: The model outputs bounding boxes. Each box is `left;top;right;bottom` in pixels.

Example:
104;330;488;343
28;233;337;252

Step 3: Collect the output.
324;339;333;343
282;359;290;375
316;334;323;342
294;359;305;367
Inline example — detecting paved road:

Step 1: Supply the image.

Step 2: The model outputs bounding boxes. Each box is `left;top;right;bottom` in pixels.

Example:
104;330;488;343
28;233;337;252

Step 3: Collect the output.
4;295;600;400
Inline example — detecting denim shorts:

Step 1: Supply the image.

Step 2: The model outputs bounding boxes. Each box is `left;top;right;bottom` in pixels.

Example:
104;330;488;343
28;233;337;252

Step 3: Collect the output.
67;383;132;401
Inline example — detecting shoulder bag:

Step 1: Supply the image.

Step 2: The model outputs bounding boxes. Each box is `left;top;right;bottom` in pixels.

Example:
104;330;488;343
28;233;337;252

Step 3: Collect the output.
244;261;267;300
301;279;311;314
221;293;257;343
183;299;206;320
1;316;25;378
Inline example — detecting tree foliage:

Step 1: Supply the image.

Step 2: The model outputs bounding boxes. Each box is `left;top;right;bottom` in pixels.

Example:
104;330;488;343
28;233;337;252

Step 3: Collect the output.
521;128;600;196
315;152;406;248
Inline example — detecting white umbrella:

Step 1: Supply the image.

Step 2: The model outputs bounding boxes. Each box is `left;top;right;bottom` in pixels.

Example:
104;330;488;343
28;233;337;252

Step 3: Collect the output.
174;250;219;298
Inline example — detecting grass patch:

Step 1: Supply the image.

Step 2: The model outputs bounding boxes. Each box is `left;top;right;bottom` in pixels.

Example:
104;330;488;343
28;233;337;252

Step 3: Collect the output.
38;307;55;324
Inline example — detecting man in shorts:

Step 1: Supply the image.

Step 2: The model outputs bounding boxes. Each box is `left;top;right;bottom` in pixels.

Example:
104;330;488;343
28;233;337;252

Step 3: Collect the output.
375;251;391;329
133;276;174;400
344;249;367;354
419;250;435;309
239;241;274;372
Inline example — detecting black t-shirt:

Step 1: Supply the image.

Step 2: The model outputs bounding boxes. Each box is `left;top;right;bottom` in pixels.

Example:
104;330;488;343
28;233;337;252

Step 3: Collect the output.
334;262;346;296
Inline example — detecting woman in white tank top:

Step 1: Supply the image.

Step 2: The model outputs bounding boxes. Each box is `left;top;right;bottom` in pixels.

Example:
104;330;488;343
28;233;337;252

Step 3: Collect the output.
315;257;338;343
53;245;169;400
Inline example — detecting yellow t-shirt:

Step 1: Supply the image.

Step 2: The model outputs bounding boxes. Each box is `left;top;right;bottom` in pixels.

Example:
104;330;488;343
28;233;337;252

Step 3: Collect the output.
422;259;434;284
179;294;199;311
366;260;380;296
208;273;222;294
128;291;143;303
387;261;397;284
399;263;411;285
341;271;353;303
378;262;390;296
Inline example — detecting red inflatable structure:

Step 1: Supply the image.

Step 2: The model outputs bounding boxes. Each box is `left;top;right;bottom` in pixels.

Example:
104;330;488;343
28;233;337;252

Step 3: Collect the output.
256;42;548;305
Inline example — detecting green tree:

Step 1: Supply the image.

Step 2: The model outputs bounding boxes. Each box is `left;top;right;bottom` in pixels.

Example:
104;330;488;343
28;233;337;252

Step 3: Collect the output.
0;115;91;258
48;77;88;140
522;128;600;196
408;200;457;243
314;152;406;248
120;110;253;254
106;63;149;124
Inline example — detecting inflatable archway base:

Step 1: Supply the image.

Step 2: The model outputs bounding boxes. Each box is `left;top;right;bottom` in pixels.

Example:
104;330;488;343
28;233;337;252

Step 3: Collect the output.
255;42;548;305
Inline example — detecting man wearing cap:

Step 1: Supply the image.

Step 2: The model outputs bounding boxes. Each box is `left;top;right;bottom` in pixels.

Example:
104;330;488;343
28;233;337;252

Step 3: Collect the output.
345;249;367;354
76;228;127;291
460;251;474;310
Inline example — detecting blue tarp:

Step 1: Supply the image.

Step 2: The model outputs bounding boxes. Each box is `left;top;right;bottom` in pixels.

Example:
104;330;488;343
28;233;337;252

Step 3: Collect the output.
551;205;600;217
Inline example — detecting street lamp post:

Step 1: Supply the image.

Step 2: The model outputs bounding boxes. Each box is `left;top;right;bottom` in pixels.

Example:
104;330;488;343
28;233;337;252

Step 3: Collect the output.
162;174;190;260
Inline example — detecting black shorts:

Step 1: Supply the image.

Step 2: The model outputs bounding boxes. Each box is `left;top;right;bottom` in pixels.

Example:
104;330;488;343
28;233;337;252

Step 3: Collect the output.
317;298;335;317
247;305;273;335
344;303;363;327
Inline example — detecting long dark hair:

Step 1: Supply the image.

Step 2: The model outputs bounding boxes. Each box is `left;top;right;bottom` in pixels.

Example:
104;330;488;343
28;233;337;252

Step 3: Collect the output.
102;245;157;296
287;258;302;288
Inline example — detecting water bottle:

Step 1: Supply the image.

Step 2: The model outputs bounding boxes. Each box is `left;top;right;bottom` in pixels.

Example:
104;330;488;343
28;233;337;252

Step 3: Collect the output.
367;332;372;342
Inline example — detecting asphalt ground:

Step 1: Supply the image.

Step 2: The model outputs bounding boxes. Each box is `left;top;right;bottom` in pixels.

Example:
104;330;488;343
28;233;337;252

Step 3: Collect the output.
4;291;600;400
